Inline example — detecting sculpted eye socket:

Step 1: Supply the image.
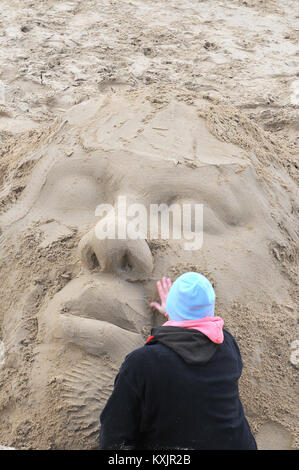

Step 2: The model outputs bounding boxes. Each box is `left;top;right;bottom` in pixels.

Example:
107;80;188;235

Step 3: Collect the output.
48;175;100;210
33;159;105;216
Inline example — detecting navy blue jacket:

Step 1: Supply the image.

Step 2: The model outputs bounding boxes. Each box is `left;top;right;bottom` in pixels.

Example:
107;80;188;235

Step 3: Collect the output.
99;326;257;450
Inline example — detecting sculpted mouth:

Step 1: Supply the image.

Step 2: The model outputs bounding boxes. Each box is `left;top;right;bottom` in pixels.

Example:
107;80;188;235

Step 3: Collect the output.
59;274;150;335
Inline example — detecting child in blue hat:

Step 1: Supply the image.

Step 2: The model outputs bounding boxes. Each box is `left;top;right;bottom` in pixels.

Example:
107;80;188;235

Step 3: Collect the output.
99;272;257;450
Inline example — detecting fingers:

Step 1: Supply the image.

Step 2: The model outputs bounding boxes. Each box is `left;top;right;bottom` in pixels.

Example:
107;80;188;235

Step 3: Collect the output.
150;277;172;314
161;277;172;297
150;302;168;317
157;280;165;302
157;277;172;300
150;301;162;313
158;279;167;302
162;277;168;294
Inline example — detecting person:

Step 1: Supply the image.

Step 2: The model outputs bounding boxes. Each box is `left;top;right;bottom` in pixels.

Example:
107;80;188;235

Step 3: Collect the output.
98;272;257;450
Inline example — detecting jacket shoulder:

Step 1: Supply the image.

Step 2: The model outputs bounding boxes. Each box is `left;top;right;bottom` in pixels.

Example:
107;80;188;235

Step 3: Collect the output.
124;342;164;363
121;342;173;377
121;343;155;370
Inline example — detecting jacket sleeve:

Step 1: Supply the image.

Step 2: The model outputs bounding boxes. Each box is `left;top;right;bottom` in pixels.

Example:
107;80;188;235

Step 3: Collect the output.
98;357;141;450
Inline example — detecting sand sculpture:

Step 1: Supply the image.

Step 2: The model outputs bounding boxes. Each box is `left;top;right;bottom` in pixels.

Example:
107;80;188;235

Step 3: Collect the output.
0;88;297;449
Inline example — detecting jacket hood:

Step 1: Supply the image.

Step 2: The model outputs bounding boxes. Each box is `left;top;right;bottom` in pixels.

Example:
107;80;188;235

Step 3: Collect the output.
163;316;224;344
145;326;220;365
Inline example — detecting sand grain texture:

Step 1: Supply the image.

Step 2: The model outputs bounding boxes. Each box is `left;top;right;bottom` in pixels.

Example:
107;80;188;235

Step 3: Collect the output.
0;0;298;451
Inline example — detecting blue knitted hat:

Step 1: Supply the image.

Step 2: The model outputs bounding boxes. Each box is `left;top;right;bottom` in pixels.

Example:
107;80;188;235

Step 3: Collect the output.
165;272;215;321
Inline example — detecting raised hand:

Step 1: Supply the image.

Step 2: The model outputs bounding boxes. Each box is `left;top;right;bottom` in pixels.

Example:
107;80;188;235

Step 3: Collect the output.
150;277;172;318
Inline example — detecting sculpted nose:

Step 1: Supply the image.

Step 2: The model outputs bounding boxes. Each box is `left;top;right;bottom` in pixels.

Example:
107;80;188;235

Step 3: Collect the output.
78;225;153;281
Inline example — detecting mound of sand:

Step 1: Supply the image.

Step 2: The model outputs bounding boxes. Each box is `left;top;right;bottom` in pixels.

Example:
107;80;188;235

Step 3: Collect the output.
0;86;298;449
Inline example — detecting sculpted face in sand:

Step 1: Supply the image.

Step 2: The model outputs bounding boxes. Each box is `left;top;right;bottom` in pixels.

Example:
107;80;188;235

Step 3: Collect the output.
0;89;297;449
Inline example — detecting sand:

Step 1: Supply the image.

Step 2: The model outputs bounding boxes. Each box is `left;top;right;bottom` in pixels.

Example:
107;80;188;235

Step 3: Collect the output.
0;0;298;450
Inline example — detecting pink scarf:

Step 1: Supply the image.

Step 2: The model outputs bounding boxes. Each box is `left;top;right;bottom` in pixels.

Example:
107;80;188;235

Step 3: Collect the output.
163;316;224;344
